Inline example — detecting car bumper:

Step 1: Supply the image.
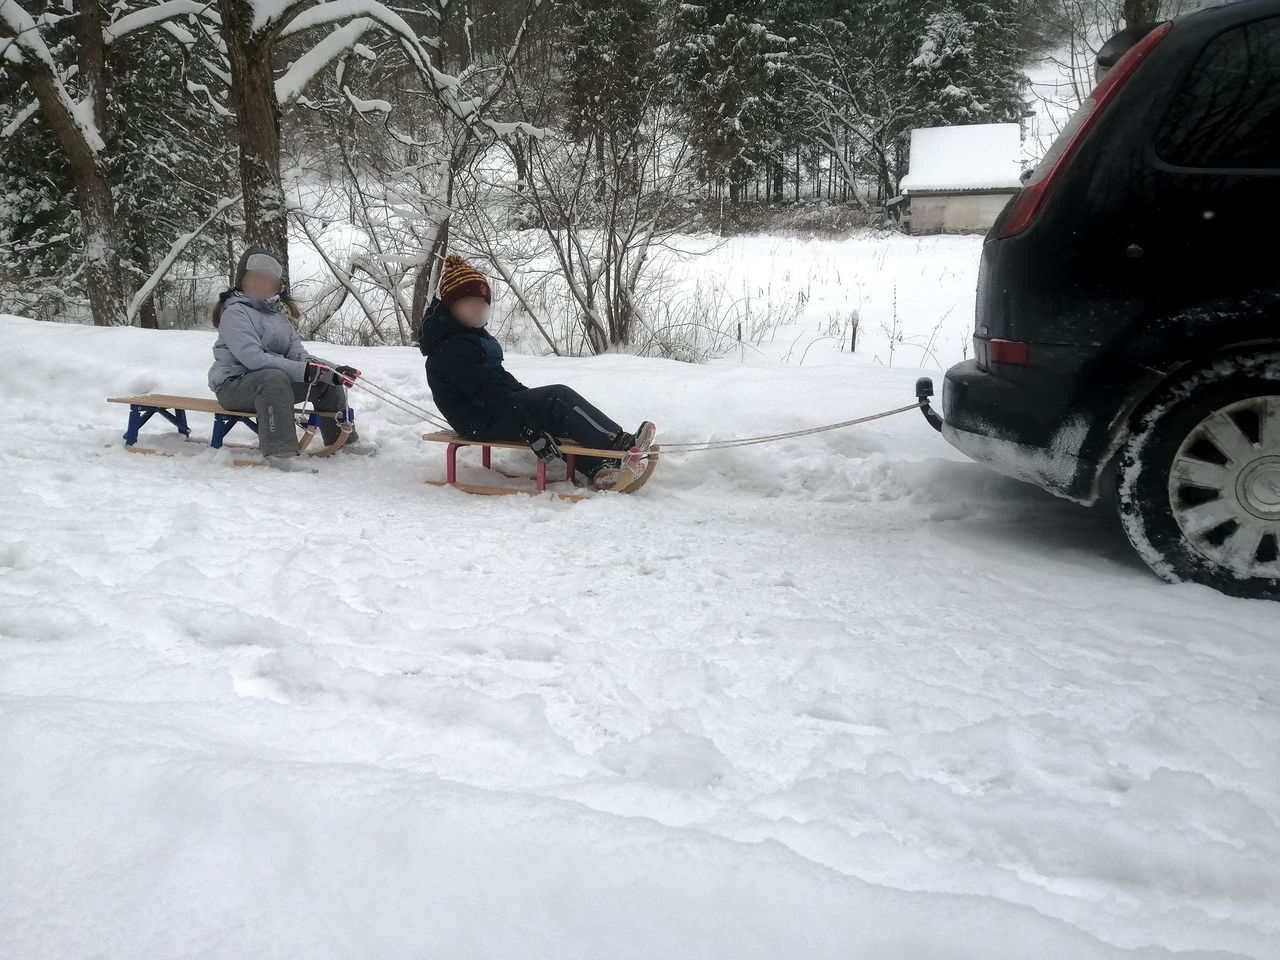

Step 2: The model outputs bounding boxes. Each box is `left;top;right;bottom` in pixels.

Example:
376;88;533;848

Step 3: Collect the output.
941;360;1093;503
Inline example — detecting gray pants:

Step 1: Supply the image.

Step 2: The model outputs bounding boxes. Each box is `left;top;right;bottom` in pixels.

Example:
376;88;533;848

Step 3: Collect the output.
215;368;354;456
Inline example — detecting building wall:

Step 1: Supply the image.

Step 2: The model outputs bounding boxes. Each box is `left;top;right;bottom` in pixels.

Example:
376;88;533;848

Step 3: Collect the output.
908;192;1017;235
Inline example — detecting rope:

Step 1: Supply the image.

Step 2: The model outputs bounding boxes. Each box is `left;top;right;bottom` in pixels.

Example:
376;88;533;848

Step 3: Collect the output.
658;401;925;454
317;363;925;456
314;363;452;430
297;378;315;426
353;377;452;430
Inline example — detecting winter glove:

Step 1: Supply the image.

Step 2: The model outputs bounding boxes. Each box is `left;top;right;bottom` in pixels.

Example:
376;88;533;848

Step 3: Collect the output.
305;362;359;387
333;364;361;386
523;428;561;463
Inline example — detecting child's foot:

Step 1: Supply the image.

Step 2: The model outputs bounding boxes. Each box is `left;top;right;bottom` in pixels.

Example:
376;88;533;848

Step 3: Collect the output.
612;421;656;452
265;454;318;474
632;421;656;450
337;439;378;457
589;465;625;490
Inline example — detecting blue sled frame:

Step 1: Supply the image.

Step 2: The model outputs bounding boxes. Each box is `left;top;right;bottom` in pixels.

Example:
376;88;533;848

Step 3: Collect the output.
122;402;355;449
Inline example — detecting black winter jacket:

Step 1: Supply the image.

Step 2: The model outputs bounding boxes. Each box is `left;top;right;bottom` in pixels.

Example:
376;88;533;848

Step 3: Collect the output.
419;299;536;438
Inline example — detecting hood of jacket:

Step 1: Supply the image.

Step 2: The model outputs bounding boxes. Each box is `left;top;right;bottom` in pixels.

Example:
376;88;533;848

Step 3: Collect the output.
419;297;489;355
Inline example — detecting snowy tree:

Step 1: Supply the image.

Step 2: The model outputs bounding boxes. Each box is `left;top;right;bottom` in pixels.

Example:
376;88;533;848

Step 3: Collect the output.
671;0;785;203
563;0;656;147
108;23;239;327
786;0;1027;206
910;0;1027;126
0;114;78;320
1;0;130;324
1;0;242;326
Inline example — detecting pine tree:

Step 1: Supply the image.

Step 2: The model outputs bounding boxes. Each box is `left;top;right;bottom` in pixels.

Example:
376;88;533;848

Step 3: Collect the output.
671;0;784;203
910;0;1027;126
564;0;657;142
0;120;79;319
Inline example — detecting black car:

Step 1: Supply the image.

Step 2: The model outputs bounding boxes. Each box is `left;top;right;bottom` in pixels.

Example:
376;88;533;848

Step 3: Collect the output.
929;0;1280;600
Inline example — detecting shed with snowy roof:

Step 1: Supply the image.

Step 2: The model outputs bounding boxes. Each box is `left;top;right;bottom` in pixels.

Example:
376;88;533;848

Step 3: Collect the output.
899;123;1024;235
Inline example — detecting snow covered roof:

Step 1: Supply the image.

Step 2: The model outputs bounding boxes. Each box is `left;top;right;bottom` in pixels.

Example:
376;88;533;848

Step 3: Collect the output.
899;123;1023;194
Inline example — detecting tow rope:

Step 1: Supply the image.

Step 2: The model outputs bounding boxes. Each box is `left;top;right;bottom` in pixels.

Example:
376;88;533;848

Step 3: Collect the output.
324;365;928;454
658;402;925;453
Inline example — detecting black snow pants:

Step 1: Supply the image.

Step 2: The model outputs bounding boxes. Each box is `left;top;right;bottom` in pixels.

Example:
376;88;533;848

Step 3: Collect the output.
475;384;623;478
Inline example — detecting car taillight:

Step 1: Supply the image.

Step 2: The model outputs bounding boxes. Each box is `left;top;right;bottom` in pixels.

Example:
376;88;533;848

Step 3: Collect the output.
989;339;1030;366
998;20;1172;239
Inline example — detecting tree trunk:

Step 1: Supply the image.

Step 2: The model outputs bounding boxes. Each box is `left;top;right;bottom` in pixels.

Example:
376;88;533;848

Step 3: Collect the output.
771;154;784;203
127;215;160;328
76;0;108;136
20;63;126;325
594;132;606;199
220;0;289;271
1123;0;1161;27
511;139;529;192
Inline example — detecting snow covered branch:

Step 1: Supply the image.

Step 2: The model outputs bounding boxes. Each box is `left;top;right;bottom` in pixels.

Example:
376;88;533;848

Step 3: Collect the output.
0;0;106;152
276;17;375;104
102;0;219;45
126;195;241;323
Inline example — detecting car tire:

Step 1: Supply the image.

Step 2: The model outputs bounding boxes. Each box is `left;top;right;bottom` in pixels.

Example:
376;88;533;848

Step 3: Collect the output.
1117;353;1280;600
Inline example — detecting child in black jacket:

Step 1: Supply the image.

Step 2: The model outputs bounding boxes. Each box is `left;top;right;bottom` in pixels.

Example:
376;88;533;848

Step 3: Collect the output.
420;255;654;489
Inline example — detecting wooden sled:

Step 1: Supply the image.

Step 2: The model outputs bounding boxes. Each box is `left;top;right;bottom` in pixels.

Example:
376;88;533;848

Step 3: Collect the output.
108;393;354;460
422;430;659;501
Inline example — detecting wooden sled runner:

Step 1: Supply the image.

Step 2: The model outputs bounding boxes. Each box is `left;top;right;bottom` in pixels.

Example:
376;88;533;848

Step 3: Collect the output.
107;393;354;459
422;430;659;501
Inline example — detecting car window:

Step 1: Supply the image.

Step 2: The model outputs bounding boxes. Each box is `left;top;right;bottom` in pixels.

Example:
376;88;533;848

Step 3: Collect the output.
1157;15;1280;169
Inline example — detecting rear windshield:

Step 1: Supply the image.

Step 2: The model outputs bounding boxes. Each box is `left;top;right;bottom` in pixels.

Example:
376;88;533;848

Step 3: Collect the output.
1157;15;1280;169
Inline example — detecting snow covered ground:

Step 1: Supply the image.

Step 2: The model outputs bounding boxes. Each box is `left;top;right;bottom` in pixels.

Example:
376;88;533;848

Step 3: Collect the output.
2;314;1278;960
288;221;985;371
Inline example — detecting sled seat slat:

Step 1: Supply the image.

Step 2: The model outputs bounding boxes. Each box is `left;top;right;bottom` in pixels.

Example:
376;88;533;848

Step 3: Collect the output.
108;393;353;451
109;394;345;419
421;429;623;460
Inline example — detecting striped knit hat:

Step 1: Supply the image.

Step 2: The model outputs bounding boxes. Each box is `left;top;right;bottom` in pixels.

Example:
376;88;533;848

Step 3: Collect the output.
438;254;491;308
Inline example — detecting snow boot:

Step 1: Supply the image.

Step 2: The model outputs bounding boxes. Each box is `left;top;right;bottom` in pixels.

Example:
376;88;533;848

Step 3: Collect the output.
612;421;656;453
583;422;655;489
265;454;318;474
587;464;626;490
337;439;378;457
631;420;656;451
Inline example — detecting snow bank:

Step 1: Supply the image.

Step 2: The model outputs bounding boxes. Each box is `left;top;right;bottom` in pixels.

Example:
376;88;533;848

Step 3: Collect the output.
2;316;1277;959
900;123;1024;193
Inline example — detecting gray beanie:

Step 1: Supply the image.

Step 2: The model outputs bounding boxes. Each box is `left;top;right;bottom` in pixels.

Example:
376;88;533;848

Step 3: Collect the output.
235;247;286;288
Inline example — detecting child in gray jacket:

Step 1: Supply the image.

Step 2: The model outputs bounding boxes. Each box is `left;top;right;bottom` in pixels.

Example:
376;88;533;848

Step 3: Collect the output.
208;247;361;470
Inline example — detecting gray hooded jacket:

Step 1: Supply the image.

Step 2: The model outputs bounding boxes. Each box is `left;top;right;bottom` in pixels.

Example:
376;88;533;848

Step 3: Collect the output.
208;291;330;391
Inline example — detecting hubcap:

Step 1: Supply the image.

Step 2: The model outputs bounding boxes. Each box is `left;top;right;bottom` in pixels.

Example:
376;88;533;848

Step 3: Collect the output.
1168;396;1280;579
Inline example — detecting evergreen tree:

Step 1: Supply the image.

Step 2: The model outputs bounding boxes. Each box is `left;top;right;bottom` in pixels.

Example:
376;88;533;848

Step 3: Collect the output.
0;120;79;319
910;0;1028;125
671;0;785;202
564;0;658;142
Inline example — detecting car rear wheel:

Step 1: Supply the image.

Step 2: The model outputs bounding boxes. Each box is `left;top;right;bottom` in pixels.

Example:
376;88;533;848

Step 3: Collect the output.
1117;354;1280;599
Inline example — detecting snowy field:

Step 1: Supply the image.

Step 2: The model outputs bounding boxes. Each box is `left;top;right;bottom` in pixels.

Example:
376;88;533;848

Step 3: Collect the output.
2;313;1278;960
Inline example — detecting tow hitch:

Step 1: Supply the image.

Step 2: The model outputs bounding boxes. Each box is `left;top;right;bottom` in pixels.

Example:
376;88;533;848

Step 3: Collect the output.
915;378;944;433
